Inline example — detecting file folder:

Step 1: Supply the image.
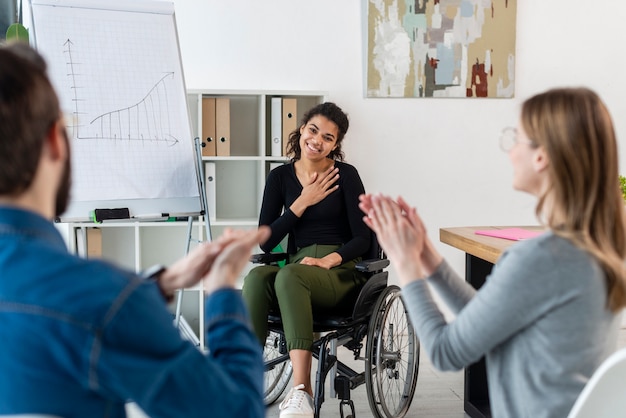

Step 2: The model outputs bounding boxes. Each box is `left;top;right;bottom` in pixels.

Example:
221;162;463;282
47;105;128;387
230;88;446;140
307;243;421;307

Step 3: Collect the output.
215;98;230;156
283;98;298;156
201;97;216;156
474;228;542;241
86;228;102;258
204;162;217;221
271;97;282;157
282;98;297;156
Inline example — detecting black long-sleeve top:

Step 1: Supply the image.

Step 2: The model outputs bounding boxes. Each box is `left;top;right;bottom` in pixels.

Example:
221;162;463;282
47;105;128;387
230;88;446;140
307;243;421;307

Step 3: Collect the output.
258;161;370;263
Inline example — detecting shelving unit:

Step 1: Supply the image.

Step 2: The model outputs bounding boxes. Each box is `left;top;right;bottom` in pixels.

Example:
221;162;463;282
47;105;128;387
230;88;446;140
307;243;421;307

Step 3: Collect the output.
67;220;206;273
186;89;327;230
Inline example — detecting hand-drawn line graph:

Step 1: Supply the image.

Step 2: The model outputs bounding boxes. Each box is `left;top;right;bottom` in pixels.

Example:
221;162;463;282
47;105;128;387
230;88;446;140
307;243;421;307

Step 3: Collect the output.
64;38;179;146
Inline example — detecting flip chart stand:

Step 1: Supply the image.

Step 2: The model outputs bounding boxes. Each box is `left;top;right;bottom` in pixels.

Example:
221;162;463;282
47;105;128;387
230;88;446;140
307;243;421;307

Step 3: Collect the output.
173;137;212;348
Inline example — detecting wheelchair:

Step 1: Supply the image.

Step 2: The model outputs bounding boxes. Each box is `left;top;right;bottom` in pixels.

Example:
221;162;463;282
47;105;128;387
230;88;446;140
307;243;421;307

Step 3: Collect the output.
250;235;420;418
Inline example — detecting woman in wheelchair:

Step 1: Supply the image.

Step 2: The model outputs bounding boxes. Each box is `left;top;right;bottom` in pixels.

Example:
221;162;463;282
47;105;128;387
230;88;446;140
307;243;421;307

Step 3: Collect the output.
242;102;370;418
360;88;626;418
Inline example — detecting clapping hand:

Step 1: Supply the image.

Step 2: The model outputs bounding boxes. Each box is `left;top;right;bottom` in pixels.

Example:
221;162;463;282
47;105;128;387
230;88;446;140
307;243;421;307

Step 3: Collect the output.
359;194;432;285
203;227;271;294
158;226;270;296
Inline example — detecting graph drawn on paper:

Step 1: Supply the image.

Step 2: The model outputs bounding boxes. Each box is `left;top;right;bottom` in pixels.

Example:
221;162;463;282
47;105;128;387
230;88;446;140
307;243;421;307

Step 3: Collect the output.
64;39;179;146
29;0;202;220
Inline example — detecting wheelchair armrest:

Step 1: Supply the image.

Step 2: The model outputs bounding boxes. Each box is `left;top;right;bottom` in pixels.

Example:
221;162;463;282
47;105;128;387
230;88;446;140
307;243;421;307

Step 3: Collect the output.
355;258;390;273
250;252;288;264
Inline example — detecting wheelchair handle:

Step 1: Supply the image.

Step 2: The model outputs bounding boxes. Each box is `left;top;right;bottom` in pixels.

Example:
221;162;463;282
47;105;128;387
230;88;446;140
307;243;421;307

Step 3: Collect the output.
355;258;390;273
250;252;289;264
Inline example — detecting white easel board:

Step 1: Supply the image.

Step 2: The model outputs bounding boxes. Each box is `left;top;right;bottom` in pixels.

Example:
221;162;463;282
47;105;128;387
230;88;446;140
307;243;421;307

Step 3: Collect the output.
29;0;202;221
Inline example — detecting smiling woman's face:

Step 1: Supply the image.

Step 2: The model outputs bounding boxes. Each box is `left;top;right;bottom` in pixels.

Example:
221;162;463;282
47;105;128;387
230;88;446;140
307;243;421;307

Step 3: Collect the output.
298;115;338;161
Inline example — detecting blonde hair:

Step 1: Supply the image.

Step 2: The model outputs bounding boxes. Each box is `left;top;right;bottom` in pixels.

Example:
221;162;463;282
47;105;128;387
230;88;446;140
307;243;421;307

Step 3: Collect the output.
521;87;626;311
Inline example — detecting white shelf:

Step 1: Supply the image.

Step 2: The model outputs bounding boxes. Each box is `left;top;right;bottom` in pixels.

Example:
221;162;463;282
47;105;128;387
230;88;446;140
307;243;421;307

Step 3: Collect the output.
209;218;258;227
187;88;328;97
84;221;194;228
202;155;291;162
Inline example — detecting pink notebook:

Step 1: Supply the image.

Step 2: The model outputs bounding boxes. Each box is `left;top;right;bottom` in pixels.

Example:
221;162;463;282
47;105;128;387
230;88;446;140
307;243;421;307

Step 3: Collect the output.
475;228;543;241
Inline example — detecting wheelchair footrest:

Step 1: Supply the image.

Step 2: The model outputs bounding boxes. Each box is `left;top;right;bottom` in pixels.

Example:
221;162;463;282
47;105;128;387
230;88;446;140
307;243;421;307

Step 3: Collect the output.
334;375;351;400
339;399;356;418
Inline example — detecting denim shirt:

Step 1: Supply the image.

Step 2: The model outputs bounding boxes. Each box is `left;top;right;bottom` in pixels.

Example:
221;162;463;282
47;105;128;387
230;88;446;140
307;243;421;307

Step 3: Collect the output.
0;206;264;417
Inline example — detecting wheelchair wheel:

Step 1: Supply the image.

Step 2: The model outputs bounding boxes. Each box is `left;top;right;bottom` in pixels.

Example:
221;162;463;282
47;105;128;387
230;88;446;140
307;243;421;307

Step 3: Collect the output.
263;330;293;405
365;285;420;418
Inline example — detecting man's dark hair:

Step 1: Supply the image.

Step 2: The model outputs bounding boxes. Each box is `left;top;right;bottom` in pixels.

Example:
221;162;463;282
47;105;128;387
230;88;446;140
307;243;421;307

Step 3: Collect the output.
0;42;61;194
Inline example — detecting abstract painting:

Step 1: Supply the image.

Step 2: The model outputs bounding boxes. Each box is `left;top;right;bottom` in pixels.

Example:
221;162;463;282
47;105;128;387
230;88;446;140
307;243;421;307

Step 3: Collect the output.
367;0;517;98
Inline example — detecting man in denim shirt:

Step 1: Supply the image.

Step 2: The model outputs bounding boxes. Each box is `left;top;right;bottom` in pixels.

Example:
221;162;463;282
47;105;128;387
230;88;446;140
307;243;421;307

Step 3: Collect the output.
0;43;268;417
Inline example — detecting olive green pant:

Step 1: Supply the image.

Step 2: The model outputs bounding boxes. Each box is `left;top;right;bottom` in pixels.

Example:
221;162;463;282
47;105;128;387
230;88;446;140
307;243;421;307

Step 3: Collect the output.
241;244;366;352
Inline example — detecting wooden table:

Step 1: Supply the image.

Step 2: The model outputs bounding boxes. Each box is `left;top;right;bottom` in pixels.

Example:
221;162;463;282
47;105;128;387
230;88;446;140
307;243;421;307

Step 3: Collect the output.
439;226;544;418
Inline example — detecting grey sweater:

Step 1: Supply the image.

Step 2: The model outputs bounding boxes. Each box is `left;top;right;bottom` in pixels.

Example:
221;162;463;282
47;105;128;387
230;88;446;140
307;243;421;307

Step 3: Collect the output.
402;232;620;418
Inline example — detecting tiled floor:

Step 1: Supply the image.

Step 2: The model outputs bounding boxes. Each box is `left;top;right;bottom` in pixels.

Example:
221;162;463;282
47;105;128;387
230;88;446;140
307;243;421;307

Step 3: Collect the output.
264;345;467;418
128;328;626;418
127;348;465;418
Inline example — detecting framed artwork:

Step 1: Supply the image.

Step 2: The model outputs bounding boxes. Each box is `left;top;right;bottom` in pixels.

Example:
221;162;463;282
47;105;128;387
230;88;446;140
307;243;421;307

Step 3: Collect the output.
366;0;517;98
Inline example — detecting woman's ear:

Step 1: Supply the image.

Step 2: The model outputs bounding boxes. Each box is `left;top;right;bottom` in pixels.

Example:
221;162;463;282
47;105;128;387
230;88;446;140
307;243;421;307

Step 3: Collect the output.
532;146;549;173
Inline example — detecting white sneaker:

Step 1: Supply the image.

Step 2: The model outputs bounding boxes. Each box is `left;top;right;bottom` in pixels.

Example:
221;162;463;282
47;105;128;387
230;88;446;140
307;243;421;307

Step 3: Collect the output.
279;384;314;418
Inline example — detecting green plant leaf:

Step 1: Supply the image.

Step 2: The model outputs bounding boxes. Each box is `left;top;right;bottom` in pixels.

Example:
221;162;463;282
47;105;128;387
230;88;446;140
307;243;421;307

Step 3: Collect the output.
5;23;29;43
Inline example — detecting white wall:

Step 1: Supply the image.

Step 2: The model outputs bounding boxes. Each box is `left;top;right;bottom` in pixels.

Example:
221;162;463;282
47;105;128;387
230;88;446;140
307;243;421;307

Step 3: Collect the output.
172;0;626;281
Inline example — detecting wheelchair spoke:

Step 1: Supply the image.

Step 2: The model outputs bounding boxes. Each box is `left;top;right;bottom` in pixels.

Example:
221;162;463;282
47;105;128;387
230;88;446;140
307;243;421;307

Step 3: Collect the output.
365;286;420;417
263;331;293;406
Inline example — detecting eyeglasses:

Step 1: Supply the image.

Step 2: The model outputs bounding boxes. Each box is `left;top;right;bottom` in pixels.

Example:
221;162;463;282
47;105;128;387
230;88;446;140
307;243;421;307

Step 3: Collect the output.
499;127;534;152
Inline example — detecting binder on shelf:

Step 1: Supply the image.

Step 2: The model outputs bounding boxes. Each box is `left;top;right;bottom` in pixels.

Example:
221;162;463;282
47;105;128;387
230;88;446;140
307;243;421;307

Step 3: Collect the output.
270;97;282;157
282;98;297;156
201;97;216;156
215;97;230;156
204;162;217;221
86;228;102;258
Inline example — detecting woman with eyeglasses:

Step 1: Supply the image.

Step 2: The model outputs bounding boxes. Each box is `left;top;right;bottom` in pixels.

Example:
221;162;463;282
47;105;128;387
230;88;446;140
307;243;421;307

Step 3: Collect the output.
359;88;626;418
